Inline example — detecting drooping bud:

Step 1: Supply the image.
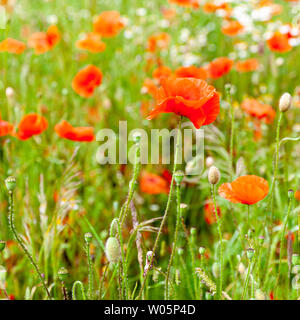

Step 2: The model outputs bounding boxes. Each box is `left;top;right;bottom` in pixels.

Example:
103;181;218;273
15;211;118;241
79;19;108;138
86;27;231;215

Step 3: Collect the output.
5;176;16;192
279;92;292;112
58;267;69;282
105;237;121;264
208;166;220;185
174;171;184;185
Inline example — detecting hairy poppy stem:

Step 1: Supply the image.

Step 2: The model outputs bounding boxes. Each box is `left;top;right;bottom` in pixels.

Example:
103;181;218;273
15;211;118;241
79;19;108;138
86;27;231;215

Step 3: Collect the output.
165;181;182;299
211;184;223;300
274;195;293;297
7;190;52;300
226;84;235;180
136;116;182;300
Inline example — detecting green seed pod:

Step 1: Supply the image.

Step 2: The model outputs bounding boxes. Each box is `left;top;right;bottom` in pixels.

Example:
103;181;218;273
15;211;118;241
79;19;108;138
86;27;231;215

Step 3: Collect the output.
105;237;121;264
58;267;69;282
247;248;255;260
174;171;184;185
292;254;299;266
84;232;93;244
0;241;5;252
5;176;16;192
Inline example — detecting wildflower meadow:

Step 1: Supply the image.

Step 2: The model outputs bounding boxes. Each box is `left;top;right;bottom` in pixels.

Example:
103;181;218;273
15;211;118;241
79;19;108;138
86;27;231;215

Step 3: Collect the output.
0;0;300;303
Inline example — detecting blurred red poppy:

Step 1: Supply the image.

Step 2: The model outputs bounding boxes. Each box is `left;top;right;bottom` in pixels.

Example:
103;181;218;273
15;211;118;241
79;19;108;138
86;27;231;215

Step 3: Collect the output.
204;199;221;225
55;120;95;142
235;58;259;72
140;171;169;194
218;175;269;205
93;11;125;38
169;0;200;8
17;114;48;140
0;38;26;54
0;118;14;137
147;32;170;53
241;98;276;124
222;20;244;36
174;66;208;80
28;25;60;54
76;33;106;53
72;65;102;98
208;57;233;79
147;77;220;129
267;32;292;53
152;65;173;82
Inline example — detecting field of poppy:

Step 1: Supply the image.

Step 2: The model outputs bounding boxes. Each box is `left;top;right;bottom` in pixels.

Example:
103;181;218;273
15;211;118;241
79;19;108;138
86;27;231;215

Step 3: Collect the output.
0;0;300;301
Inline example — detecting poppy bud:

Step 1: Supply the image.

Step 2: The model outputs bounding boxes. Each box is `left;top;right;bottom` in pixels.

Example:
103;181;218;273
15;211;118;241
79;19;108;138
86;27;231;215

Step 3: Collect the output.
288;189;294;200
105;237;121;264
84;232;92;244
58;267;69;282
0;241;5;252
247;248;255;260
5;176;16;192
208;166;220;185
174;170;184;185
199;247;205;255
279;92;292;112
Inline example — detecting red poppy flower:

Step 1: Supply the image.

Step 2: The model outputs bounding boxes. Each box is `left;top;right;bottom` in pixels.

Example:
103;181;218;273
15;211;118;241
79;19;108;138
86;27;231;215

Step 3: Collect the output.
221;20;244;36
93;11;125;38
55;120;95;142
72;65;103;98
295;190;300;201
0;38;26;54
241;98;276;124
17;114;48;140
28;25;60;54
147;77;220;129
208;57;233;79
235;58;259;72
204;199;221;225
168;0;200;8
0;118;14;137
140;171;169;195
267;32;292;53
152;65;173;82
147;32;170;53
76;33;106;53
218;175;269;205
174;66;208;80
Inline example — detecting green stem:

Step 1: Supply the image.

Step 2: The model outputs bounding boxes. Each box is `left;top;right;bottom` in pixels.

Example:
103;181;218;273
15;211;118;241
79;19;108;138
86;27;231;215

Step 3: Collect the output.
8;191;52;300
72;281;86;300
86;242;93;300
212;184;223;300
242;259;253;300
165;182;181;299
136;116;182;300
274;196;293;296
228;87;235;181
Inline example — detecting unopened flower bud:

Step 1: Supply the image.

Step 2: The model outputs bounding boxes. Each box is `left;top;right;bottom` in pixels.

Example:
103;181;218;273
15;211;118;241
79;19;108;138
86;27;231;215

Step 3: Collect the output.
208;166;220;185
5;176;16;192
288;189;294;200
58;267;69;282
105;237;121;264
247;248;255;260
84;232;92;244
279;92;292;112
174;171;184;185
